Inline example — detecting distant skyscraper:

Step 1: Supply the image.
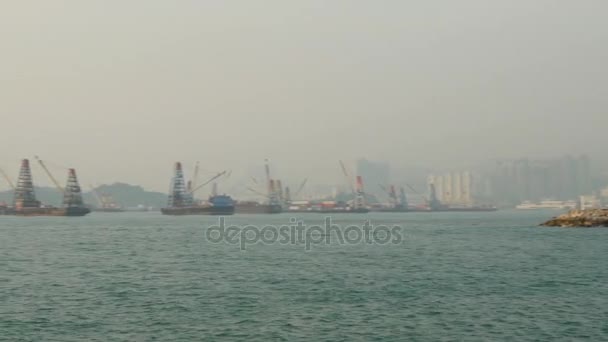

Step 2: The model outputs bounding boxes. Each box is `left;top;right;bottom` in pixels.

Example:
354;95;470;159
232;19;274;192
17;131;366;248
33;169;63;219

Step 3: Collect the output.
430;171;474;206
487;155;595;205
434;175;444;203
576;155;591;195
461;171;473;205
452;172;462;204
443;173;453;204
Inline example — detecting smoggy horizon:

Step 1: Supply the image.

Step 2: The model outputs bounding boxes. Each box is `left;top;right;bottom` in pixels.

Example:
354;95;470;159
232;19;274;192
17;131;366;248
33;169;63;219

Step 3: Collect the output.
2;1;607;192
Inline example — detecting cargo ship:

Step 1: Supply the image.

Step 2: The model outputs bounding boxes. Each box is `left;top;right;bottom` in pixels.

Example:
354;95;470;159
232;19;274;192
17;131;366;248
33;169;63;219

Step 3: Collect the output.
287;199;370;214
235;200;282;214
288;206;370;214
161;162;234;216
161;194;235;216
287;172;371;214
11;159;90;217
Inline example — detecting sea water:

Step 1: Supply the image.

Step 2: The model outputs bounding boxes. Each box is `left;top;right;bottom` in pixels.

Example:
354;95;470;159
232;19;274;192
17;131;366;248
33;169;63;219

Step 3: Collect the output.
1;210;607;341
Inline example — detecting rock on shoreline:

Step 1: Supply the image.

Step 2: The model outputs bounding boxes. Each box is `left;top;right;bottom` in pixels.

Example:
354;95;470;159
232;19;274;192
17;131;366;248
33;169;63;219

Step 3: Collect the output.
542;209;608;227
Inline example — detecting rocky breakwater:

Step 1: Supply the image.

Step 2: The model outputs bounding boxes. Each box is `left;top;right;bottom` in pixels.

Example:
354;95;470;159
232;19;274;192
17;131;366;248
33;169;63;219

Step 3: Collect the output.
542;209;608;227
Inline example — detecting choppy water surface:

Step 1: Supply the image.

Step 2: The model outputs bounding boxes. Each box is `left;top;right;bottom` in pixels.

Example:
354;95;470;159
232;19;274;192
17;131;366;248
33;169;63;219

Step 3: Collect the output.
1;211;607;341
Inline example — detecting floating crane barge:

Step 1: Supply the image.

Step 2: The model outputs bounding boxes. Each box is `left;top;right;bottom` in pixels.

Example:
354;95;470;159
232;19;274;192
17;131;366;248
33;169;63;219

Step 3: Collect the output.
11;158;90;217
161;162;235;216
235;160;283;214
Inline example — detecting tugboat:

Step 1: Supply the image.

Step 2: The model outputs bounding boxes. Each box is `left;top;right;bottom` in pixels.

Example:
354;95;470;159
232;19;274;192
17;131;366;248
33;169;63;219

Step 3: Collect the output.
161;162;234;216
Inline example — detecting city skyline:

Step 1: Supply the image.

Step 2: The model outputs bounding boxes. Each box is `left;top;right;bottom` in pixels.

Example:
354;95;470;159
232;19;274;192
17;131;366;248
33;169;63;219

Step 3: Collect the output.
1;154;605;206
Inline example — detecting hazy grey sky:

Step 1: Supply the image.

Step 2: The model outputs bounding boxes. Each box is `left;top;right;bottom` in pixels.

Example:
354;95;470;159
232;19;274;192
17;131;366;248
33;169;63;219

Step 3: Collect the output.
1;1;607;192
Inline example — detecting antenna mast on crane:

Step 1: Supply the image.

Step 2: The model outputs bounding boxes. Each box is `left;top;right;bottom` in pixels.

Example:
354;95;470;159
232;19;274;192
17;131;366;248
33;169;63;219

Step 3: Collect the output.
191;161;200;195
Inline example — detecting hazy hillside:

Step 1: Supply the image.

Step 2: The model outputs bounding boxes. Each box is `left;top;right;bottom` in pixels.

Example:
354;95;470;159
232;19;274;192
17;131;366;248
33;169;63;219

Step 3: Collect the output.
87;183;167;208
0;183;167;208
0;186;64;207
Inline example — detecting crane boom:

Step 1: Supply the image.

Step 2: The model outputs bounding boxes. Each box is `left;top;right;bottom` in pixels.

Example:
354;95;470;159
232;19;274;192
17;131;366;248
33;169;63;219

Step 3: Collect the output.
406;183;429;202
188;171;226;194
294;178;308;197
89;184;104;206
0;167;15;189
246;186;270;198
35;156;64;194
339;160;355;193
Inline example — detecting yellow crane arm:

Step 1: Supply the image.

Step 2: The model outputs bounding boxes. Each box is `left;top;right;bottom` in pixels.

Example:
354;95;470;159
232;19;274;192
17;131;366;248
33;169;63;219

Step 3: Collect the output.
35;156;64;194
0;168;15;189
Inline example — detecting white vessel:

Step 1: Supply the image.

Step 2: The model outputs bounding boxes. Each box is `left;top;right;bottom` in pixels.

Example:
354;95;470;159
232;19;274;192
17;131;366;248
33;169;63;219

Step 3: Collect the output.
515;200;577;210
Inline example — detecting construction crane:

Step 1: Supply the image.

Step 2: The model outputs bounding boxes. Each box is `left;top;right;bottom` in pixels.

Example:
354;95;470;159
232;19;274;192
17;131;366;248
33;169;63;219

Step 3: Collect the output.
188;162;231;197
276;180;283;201
406;183;441;209
0;167;15;190
264;159;273;196
188;171;227;194
406;184;427;202
378;184;398;206
89;184;104;207
269;179;277;198
35;156;65;194
399;187;408;209
191;161;200;194
339;160;355;194
427;182;442;210
247;186;270;198
353;176;366;209
88;184;120;209
293;178;308;198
